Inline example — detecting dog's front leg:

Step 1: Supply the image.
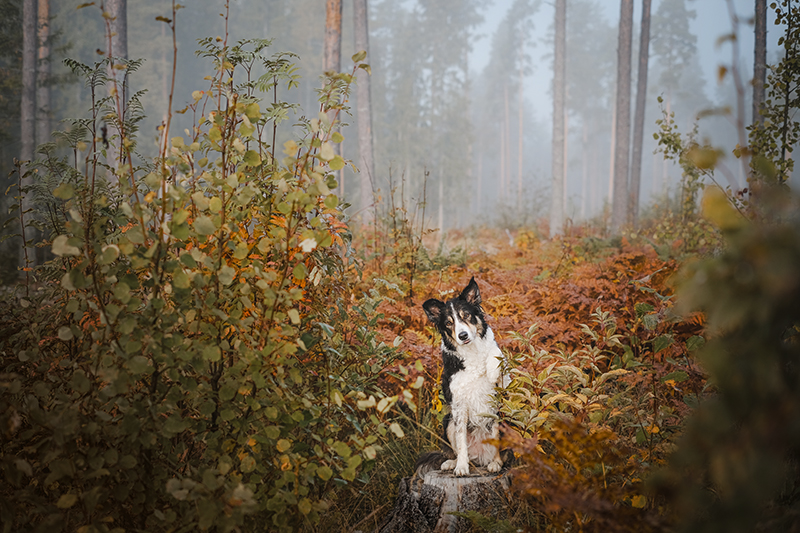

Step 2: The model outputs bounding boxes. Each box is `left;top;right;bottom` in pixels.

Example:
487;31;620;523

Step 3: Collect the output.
451;414;470;476
486;420;503;472
440;413;470;475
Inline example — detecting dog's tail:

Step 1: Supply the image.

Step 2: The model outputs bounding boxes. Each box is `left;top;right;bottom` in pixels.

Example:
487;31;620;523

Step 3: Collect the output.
413;450;451;476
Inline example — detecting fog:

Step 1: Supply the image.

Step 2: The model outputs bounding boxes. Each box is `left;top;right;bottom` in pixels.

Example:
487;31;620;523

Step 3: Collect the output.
24;0;794;231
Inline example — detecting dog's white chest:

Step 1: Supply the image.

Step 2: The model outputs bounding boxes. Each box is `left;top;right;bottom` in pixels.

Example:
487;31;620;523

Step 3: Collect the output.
447;331;502;424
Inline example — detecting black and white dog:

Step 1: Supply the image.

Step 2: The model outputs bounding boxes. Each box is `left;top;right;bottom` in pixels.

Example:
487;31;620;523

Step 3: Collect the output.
421;277;504;476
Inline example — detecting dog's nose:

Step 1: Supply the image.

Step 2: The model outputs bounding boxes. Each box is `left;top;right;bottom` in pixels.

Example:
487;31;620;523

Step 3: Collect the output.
458;331;469;342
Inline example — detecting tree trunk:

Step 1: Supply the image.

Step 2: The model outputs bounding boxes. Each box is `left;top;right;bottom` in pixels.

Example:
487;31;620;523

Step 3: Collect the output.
753;0;767;125
21;0;36;164
36;0;49;147
549;0;566;237
324;0;343;73
377;469;512;533
353;0;375;221
629;0;651;228
21;0;37;271
611;0;633;233
106;0;127;175
324;0;343;192
518;50;524;209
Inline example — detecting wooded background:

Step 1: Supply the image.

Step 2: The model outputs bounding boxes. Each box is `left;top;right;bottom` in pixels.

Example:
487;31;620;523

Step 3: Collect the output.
0;0;784;274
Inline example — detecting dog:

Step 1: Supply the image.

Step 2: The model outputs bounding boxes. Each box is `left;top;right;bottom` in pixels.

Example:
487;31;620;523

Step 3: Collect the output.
420;277;504;476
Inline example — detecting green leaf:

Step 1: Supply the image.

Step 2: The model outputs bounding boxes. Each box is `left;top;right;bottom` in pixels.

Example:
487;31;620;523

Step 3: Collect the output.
319;142;335;161
202;345;221;362
243;150;261;167
276;439;292;452
652;335;674;354
298;497;312;515
52;235;82;256
57;493;79;509
53;183;75;200
58;326;74;341
661;371;689;383
686;335;705;351
634;302;655;318
324;194;339;209
241;455;256;473
194;216;217;235
128;356;150;374
219;265;236;286
329;155;345;171
245;102;261;120
317;465;333;481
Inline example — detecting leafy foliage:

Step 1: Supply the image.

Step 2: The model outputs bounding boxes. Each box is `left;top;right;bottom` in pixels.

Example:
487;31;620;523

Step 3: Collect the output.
749;0;800;184
651;187;800;532
0;35;413;532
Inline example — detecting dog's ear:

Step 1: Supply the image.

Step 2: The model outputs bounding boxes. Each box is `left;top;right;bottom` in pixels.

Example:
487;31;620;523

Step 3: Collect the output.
460;277;481;306
422;299;445;323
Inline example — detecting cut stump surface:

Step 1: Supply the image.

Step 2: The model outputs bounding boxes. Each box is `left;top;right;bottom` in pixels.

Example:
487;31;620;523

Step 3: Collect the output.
376;467;512;533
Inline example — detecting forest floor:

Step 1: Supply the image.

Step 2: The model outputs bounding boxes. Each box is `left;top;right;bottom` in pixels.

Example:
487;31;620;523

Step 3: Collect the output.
368;226;706;395
343;225;712;530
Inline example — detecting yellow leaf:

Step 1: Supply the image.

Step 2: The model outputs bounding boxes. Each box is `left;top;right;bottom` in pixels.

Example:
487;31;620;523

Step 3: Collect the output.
701;186;746;231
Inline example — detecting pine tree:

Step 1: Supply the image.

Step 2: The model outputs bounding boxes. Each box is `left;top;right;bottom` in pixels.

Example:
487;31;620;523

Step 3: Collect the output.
629;0;652;228
611;0;633;233
550;0;567;236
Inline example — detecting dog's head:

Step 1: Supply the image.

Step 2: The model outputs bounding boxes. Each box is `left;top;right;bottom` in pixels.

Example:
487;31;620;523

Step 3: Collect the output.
422;277;487;349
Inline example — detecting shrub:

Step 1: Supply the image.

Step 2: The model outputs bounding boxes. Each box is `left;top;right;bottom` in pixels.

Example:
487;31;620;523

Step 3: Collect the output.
0;34;413;533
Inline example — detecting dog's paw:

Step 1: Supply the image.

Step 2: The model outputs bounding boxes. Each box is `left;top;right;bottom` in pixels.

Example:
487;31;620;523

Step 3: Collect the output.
440;459;456;471
487;458;503;473
453;462;470;476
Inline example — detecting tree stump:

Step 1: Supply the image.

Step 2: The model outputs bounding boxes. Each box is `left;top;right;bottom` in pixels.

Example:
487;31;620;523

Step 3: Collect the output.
376;467;512;533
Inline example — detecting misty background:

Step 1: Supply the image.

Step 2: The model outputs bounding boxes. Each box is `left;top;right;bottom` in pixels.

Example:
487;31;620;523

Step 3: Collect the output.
0;0;790;235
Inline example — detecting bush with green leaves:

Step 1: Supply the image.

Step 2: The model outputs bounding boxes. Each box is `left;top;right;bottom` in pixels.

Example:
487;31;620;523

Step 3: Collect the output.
0;35;414;533
652;186;800;532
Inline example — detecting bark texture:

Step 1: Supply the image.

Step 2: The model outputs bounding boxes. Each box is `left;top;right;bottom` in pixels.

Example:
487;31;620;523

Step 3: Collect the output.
753;0;767;125
549;0;566;237
611;0;634;233
377;469;512;533
629;0;651;228
354;0;375;219
21;0;36;164
36;0;50;147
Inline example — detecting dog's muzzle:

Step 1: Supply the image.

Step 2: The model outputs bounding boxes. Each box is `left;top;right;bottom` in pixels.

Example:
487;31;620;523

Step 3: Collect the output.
458;331;470;343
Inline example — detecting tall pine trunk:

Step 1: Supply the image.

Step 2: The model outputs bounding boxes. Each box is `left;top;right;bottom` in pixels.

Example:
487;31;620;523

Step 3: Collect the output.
21;0;37;270
518;51;524;209
611;0;633;233
21;0;36;164
629;0;651;228
324;0;343;192
353;0;375;221
36;0;50;147
106;0;127;175
549;0;566;237
753;0;767;125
